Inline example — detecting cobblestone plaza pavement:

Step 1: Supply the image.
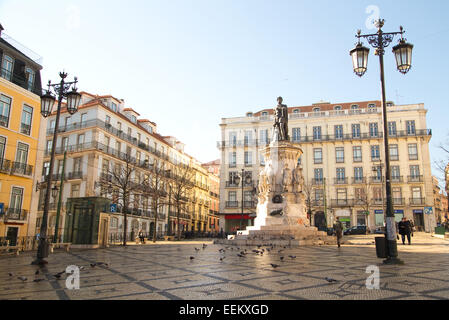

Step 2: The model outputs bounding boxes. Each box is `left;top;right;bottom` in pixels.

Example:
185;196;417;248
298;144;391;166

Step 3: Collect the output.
0;233;448;300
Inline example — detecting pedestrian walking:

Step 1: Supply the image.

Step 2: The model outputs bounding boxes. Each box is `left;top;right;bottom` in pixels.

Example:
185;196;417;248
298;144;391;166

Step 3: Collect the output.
333;217;343;248
138;229;145;244
398;217;412;245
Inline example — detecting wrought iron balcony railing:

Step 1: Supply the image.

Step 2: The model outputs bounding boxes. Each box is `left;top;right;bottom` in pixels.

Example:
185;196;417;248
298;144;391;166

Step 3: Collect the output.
0;159;33;177
3;208;28;221
409;197;425;206
408;175;423;183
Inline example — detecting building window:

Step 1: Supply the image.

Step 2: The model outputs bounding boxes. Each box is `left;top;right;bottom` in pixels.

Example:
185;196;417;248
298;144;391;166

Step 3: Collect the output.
228;191;236;201
336;168;345;182
42;161;50;176
354;167;363;182
80;113;87;125
1;55;13;80
412;187;422;200
20;105;33;135
292;128;300;142
353;146;362;162
389;144;399;161
102;159;109;173
46;140;53;154
337;188;347;202
111;102;117;112
352;124;361;138
314;168;323;182
406;120;416;135
15;142;29;164
408;143;418;160
244;151;252;166
313;148;323;164
351;104;359;110
391;166;400;180
0;94;11;127
335;147;344;163
9;187;23;213
229;132;237;147
369;123;379;137
77;134;85;147
25;67;35;91
371;145;380;161
313;107;320;112
0;136;5;160
117;122;122;132
388;121;397;136
71;184;80;198
259;129;268;144
61;137;68;151
260;153;265;166
229;152;236;168
131;115;137;123
393;187;402;201
244;130;253;145
334;125;343;139
410;165;420;178
73;157;82;173
313;126;322;140
334;105;342;110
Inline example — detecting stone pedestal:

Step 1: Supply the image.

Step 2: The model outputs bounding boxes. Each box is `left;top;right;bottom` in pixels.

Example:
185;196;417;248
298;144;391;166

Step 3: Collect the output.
215;140;336;247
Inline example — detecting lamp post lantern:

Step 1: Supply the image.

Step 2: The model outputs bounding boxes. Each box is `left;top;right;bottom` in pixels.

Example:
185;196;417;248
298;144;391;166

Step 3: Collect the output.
32;72;80;265
350;19;413;265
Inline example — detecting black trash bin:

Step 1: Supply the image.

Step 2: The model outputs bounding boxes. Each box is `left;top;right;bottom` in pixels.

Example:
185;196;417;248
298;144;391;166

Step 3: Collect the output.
375;236;387;258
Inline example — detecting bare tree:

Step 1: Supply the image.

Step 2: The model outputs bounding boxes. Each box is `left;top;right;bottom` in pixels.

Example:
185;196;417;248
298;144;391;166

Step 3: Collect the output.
140;159;168;243
167;163;196;241
302;181;314;223
354;178;373;217
98;153;140;246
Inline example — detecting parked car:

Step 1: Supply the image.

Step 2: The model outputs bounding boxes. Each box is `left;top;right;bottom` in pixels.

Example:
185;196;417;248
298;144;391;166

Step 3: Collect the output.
343;225;367;235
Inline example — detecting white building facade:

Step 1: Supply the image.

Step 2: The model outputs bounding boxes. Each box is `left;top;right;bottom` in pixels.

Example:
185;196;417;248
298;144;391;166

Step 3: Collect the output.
218;100;435;233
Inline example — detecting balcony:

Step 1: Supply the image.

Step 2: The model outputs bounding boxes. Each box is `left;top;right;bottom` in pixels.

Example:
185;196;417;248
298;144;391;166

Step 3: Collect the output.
393;198;405;205
331;199;354;207
391;176;403;183
243;201;256;208
217;139;271;149
225;201;239;208
0;159;33;177
0;66;41;95
311;200;324;207
410;198;425;206
3;208;28;221
370;176;384;183
67;171;83;180
312;178;324;186
334;177;348;185
20;123;31;135
352;177;366;184
408;175;423;183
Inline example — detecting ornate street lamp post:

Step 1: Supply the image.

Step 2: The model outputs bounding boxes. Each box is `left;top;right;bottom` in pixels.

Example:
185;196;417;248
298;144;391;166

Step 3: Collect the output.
350;19;413;264
32;72;81;265
234;169;252;231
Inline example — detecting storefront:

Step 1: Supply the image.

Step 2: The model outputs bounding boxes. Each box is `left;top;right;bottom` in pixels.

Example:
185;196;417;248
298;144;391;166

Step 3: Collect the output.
335;209;351;229
413;209;425;231
224;214;254;233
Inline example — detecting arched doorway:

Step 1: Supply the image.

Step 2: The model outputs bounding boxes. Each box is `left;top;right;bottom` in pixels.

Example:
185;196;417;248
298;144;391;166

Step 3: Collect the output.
314;211;326;231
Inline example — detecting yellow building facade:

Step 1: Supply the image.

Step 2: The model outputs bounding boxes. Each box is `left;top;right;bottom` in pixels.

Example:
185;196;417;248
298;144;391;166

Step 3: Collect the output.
0;28;43;243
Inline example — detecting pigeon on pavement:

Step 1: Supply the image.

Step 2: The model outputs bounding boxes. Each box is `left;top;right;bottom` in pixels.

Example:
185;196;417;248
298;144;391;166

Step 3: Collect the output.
18;276;27;281
270;263;280;268
325;277;338;283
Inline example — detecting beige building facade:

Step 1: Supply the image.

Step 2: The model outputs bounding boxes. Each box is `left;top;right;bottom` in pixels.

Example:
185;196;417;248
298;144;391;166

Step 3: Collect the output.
218;100;435;233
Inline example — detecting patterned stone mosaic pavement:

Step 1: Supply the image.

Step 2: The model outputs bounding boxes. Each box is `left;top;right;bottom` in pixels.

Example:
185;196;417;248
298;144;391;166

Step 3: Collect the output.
0;233;448;300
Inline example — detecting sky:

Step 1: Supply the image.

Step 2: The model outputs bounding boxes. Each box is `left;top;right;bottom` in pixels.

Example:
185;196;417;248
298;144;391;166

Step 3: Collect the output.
1;0;449;184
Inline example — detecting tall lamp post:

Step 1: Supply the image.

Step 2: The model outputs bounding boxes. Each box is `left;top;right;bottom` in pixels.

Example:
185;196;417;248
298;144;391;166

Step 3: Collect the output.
350;19;413;264
234;169;251;231
32;72;81;265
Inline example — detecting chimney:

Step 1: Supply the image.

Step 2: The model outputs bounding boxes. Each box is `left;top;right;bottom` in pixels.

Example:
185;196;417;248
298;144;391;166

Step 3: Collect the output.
0;24;4;37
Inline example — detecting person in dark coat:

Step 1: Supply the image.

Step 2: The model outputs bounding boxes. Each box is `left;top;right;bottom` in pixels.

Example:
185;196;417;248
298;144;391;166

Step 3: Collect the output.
398;217;412;245
333;217;344;248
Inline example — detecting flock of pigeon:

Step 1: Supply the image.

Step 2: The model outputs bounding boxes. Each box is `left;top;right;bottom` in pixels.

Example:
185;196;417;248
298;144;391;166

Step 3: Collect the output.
187;243;339;283
6;261;110;283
